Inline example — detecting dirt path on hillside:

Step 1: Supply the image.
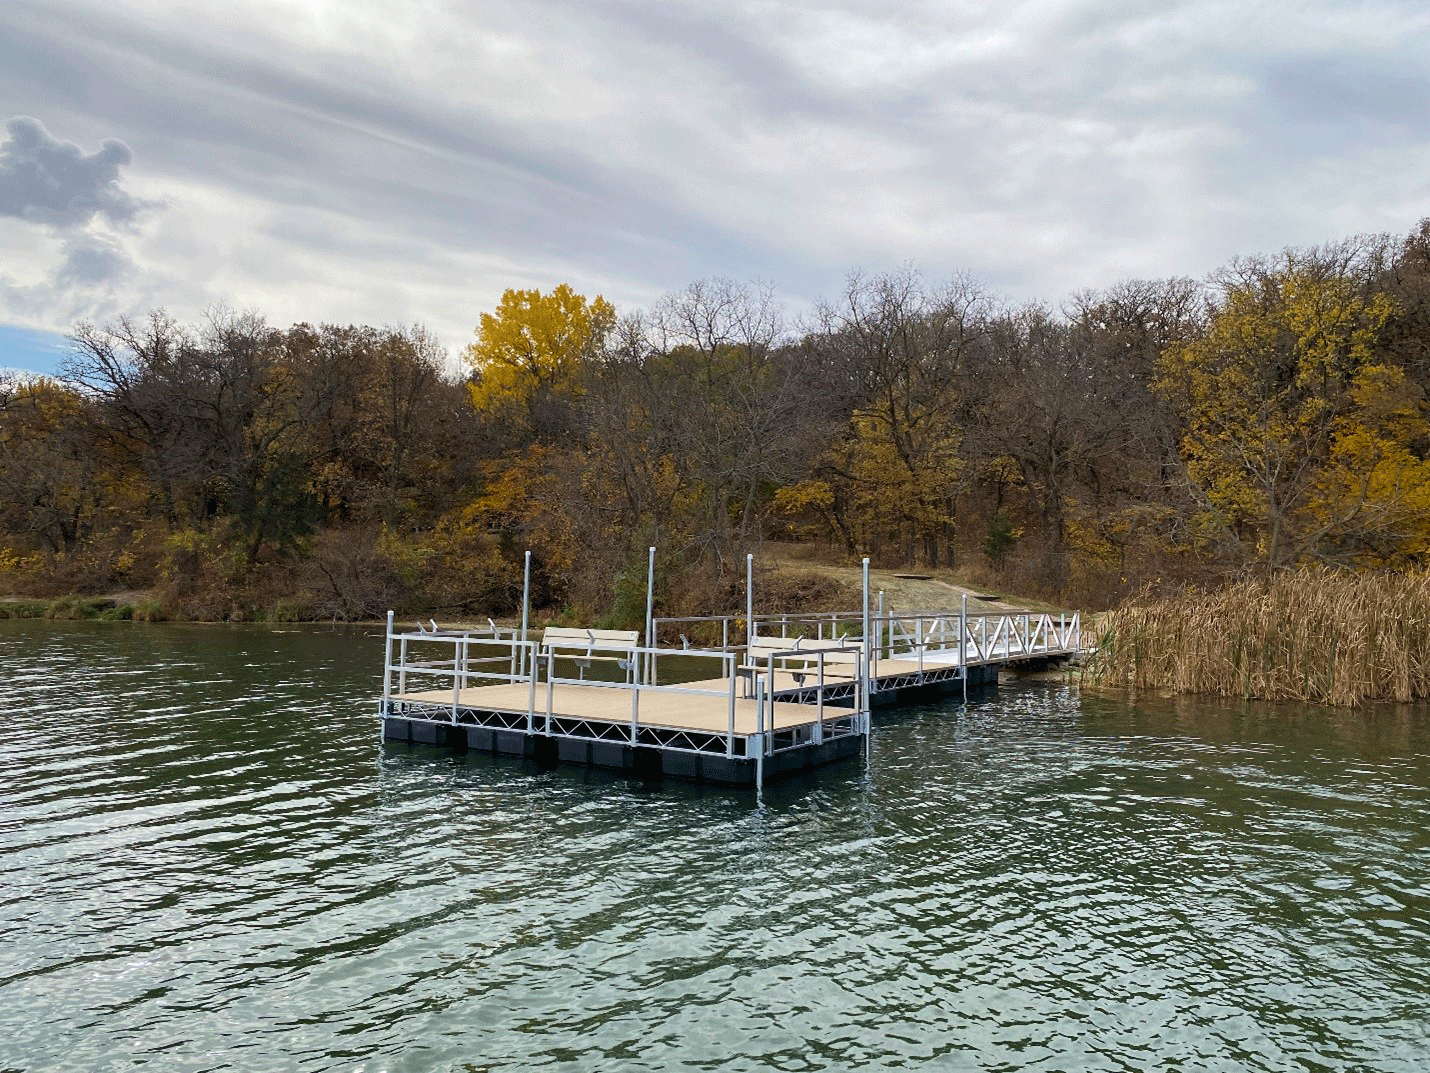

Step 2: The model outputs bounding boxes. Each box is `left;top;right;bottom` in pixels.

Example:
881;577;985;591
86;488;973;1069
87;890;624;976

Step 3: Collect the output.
761;544;1053;613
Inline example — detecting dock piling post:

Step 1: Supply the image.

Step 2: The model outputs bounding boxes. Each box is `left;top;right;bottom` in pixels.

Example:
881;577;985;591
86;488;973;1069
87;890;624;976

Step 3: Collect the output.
861;557;871;704
755;675;765;790
815;651;824;743
383;610;394;709
726;654;736;757
746;553;754;646
520;550;531;681
527;638;537;716
961;593;968;702
452;636;461;721
540;650;553;735
644;546;655;685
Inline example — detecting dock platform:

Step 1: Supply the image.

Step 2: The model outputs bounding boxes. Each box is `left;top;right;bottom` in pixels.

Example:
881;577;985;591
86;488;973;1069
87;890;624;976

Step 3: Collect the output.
379;607;1080;786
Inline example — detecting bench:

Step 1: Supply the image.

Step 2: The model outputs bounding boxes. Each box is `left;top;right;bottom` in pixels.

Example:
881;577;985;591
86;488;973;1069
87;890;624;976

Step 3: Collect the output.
540;627;641;682
740;635;861;694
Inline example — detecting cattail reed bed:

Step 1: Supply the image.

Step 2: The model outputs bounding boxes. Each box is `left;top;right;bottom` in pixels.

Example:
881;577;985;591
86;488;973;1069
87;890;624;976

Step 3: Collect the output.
1083;569;1430;707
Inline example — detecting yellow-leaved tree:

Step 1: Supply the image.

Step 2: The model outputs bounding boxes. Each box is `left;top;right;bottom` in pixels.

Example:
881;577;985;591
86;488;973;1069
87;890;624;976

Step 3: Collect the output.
463;284;616;438
1157;263;1430;568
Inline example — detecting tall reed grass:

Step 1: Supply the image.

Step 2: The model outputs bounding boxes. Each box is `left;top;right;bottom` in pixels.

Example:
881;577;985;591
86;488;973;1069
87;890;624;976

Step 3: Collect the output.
1083;569;1430;706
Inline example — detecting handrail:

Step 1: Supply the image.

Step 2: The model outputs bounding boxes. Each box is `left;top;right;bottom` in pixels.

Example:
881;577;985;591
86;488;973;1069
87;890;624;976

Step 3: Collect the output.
651;607;1082;667
383;623;751;745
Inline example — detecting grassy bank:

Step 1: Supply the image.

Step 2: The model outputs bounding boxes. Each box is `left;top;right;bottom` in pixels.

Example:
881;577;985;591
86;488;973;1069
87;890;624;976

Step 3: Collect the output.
0;546;1048;628
1083;569;1430;706
0;595;169;621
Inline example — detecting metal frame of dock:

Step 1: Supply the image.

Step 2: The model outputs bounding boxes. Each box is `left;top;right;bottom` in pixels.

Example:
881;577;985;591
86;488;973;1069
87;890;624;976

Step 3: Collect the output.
379;596;1081;787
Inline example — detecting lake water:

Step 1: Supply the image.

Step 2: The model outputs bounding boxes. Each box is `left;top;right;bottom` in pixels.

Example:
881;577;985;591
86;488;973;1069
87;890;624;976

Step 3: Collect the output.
2;621;1428;1072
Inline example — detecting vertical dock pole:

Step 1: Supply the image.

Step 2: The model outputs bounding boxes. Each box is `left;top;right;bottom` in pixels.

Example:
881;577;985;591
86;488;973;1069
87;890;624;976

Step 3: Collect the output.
746;552;755;645
815;650;824;742
861;556;871;729
726;654;736;758
382;610;394;712
520;550;532;681
538;650;552;735
877;590;884;661
861;557;871;700
644;545;656;685
961;593;968;702
755;675;765;791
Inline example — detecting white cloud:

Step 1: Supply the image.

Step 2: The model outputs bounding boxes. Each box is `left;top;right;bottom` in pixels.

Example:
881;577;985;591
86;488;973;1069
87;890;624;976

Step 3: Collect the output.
0;0;1427;350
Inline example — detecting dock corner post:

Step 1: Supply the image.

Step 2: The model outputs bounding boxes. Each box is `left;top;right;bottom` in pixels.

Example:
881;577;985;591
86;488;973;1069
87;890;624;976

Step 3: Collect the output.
630;672;641;745
726;655;736;758
383;610;395;709
526;639;537;715
645;545;656;685
520;550;532;680
538;650;553;735
861;556;871;703
746;552;755;646
451;636;461;720
755;675;765;791
961;594;969;702
815;651;824;743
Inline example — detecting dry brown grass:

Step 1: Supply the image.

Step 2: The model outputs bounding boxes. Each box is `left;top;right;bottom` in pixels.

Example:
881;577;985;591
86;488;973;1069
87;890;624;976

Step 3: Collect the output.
1083;568;1430;706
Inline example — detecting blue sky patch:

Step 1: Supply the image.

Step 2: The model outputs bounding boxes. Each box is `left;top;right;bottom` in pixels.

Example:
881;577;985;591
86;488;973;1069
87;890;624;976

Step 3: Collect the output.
0;323;71;377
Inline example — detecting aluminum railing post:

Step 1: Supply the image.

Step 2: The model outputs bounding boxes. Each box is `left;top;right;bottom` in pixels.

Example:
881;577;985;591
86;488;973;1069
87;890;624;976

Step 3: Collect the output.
451;637;460;720
861;557;871;700
961;594;968;702
383;610;394;707
539;650;552;735
525;641;537;714
644;546;656;685
630;669;640;744
520;549;531;681
726;654;736;758
815;652;824;743
746;553;754;646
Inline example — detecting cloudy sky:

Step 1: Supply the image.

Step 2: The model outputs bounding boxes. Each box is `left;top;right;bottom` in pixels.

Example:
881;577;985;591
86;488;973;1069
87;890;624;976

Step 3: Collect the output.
2;0;1429;374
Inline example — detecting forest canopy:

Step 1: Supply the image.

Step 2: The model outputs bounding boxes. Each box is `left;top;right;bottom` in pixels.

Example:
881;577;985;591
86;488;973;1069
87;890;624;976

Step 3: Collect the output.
4;221;1430;621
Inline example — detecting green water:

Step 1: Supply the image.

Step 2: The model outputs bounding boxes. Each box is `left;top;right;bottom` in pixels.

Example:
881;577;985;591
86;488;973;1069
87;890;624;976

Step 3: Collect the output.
2;621;1427;1072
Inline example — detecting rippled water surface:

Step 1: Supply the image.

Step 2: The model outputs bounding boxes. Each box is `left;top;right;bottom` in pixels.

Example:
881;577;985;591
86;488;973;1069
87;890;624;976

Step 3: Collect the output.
3;621;1429;1072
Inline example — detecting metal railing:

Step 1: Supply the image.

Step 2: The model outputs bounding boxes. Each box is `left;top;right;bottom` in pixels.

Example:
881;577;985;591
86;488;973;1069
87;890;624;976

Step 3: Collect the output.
654;607;1081;684
380;612;871;768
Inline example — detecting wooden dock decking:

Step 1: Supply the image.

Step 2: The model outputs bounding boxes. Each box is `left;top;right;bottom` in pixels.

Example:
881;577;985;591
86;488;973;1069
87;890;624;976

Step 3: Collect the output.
396;682;816;736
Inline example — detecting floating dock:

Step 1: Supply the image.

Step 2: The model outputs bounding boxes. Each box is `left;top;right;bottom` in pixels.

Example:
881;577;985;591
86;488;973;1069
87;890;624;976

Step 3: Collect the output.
379;604;1082;786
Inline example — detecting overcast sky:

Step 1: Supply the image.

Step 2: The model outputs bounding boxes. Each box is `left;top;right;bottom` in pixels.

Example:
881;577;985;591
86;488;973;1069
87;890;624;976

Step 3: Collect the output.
2;0;1429;372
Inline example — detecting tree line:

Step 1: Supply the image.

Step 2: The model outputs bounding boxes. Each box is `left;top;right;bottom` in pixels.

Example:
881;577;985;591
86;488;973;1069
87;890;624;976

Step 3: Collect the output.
3;221;1429;620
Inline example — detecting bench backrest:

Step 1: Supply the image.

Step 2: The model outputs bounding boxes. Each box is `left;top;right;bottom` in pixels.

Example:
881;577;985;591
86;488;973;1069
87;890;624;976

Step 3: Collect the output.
541;626;640;652
749;635;858;653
